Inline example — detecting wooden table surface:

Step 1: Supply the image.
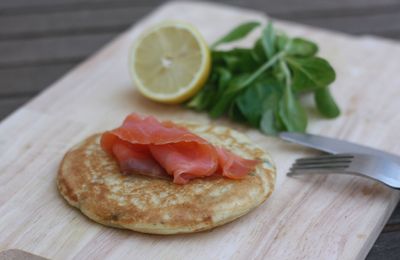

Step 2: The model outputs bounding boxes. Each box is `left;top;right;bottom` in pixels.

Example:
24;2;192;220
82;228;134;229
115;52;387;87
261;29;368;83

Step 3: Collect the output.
0;0;399;259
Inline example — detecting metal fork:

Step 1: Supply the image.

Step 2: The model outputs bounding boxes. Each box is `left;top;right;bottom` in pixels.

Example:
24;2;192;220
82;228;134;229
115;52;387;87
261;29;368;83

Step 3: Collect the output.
288;153;400;189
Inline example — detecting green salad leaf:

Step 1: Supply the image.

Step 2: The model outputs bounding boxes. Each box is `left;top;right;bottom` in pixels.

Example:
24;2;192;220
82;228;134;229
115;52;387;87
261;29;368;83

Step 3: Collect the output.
187;21;340;133
314;86;340;118
236;77;281;127
286;56;336;91
261;22;276;58
286;38;318;57
212;21;261;48
279;84;307;132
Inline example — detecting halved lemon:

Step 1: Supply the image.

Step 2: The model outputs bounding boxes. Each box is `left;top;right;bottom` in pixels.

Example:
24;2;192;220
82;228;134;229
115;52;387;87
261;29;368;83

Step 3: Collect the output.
130;21;211;104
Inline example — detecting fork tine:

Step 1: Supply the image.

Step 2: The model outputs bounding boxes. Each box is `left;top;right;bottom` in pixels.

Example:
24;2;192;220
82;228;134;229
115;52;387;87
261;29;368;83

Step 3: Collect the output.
288;154;353;177
294;158;352;166
292;159;351;169
296;154;353;162
292;164;350;170
288;164;349;176
290;164;349;170
287;168;344;176
292;154;352;169
287;153;400;190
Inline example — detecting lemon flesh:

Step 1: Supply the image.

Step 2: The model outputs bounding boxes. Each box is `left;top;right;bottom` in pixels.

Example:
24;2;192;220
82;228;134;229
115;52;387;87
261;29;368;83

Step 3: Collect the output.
130;21;211;104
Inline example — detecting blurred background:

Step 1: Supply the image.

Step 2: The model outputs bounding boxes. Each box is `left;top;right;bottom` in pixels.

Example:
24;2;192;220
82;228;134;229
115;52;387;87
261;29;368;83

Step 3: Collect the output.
1;0;400;120
0;0;399;258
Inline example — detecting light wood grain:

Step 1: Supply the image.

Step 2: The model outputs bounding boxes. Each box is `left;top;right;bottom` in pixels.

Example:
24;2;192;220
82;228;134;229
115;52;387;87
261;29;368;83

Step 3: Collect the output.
289;11;400;39
1;1;400;259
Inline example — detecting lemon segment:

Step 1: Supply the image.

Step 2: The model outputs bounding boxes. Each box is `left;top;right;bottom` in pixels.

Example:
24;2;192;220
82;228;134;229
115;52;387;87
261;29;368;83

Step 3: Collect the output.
130;21;211;104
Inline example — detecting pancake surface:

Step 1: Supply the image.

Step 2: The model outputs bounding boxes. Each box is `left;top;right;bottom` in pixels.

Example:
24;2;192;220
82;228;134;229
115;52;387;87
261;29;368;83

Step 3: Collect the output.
57;124;275;234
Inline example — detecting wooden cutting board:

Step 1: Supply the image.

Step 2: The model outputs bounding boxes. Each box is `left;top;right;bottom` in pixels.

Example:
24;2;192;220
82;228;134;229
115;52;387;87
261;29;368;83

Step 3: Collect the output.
1;1;400;259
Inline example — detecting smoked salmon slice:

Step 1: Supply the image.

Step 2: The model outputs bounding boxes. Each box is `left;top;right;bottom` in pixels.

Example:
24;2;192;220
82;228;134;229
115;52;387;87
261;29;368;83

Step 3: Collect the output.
216;148;260;179
100;114;259;184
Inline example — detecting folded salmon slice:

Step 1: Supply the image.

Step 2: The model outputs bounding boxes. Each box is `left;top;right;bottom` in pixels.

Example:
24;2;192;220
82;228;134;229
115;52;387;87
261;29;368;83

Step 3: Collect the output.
100;114;259;184
216;148;260;179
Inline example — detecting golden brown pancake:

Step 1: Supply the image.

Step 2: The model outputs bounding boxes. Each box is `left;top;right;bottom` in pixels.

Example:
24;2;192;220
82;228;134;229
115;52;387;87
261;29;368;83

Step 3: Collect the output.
57;124;275;234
